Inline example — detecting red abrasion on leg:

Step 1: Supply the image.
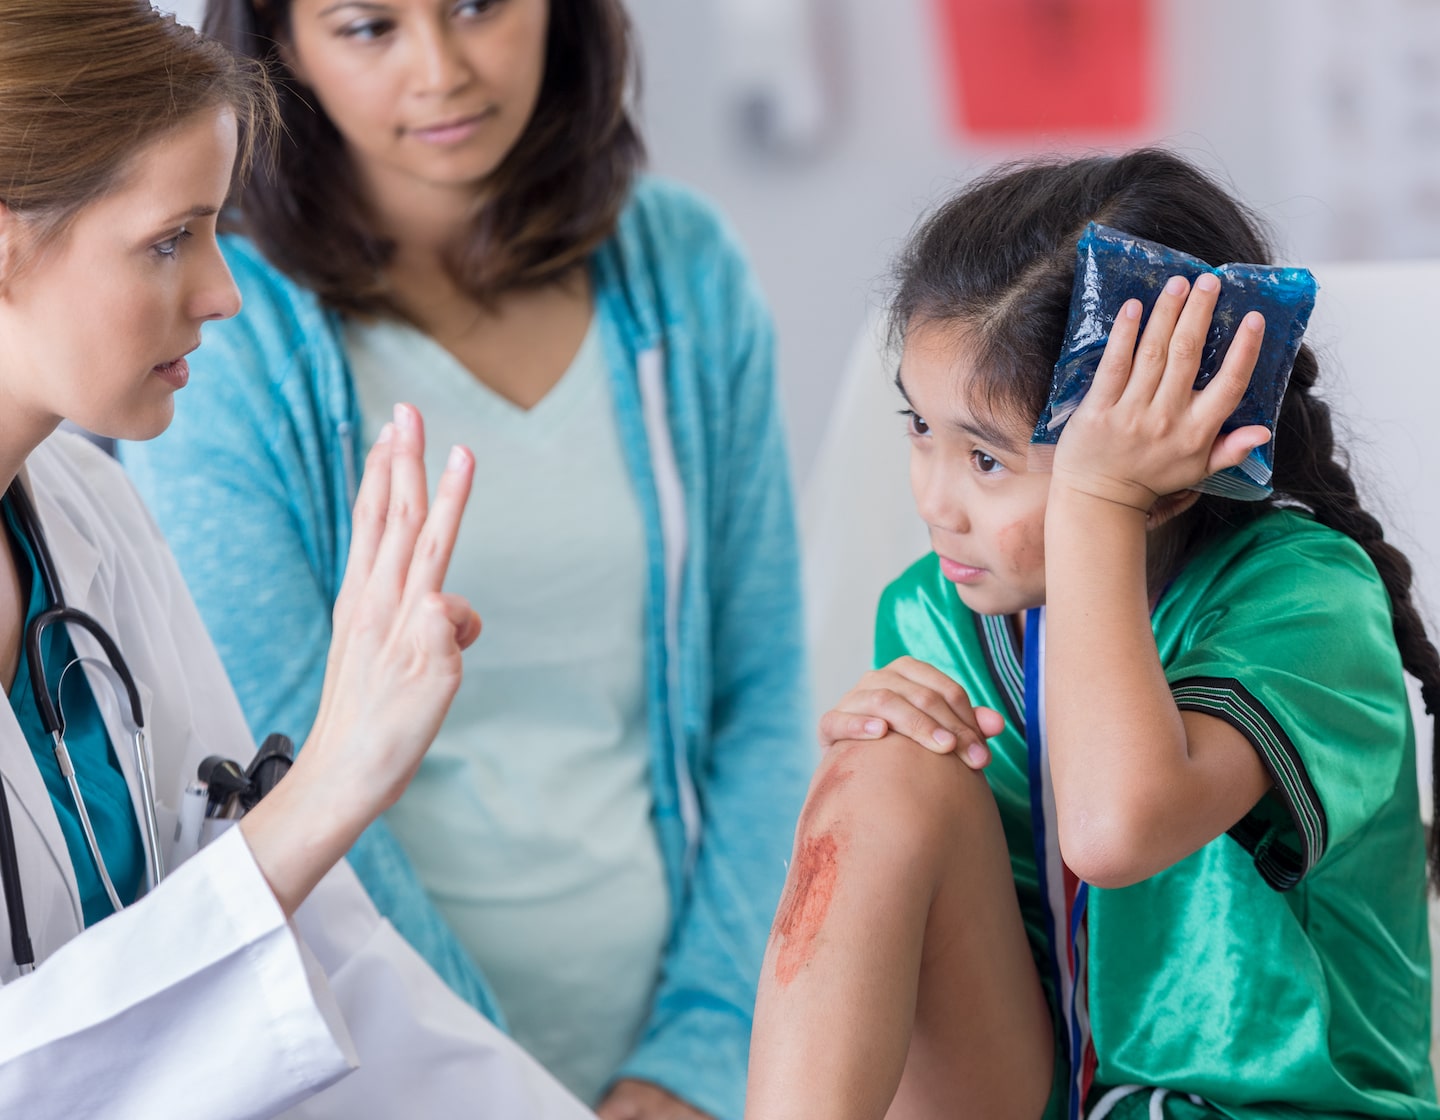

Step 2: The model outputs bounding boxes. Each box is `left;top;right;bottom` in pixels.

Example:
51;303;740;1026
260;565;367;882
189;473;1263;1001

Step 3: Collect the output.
772;831;843;986
808;760;853;804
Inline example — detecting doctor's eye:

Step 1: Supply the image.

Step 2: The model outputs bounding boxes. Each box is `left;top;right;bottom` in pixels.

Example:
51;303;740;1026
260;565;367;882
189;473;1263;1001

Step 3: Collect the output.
900;409;930;438
152;228;191;260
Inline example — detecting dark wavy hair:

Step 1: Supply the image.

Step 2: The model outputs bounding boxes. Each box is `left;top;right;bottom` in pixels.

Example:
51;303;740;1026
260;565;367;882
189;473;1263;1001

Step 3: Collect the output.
890;148;1440;886
202;0;643;317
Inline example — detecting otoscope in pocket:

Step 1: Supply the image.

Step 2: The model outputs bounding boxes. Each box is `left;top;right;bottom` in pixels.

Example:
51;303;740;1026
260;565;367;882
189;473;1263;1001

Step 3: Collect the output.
199;733;296;819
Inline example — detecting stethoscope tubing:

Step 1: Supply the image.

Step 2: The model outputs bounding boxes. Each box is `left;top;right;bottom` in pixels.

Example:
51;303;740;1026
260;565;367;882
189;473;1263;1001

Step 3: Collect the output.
25;606;144;740
2;481;163;971
0;773;34;972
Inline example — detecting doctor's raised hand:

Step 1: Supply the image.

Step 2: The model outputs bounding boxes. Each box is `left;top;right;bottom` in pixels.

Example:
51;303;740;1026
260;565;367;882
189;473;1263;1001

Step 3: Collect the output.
241;404;479;917
0;4;607;1114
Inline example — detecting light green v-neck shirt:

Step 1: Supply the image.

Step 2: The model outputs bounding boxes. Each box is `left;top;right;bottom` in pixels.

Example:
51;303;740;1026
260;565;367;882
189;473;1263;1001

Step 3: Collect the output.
344;315;669;1105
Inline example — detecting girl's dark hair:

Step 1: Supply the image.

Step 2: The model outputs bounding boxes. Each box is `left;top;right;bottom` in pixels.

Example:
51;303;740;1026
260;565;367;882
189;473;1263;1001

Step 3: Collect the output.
891;148;1440;885
202;0;643;317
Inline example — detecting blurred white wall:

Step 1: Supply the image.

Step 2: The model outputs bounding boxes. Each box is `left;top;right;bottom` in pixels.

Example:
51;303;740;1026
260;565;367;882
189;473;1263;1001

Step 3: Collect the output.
627;0;1440;481
162;1;203;27
164;0;1440;499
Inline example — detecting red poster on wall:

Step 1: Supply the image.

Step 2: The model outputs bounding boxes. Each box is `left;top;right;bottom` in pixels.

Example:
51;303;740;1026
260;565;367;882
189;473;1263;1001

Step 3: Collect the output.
933;0;1153;138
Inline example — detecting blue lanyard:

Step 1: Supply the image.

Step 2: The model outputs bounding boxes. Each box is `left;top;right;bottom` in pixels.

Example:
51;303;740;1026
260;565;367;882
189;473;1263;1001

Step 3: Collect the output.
1023;606;1092;1120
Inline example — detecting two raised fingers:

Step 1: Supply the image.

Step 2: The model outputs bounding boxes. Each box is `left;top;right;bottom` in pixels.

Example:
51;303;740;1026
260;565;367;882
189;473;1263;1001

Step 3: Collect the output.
334;404;476;643
820;658;1006;768
332;422;394;654
400;443;474;620
368;404;436;611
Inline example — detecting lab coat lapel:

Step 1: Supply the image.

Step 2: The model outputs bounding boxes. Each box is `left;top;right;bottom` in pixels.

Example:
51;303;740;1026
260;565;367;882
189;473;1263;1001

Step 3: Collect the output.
1;471;92;968
1;479;86;973
0;703;86;969
22;468;102;611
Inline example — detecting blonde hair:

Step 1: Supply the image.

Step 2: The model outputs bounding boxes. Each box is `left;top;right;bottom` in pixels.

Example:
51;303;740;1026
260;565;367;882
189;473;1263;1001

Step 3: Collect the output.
0;0;272;254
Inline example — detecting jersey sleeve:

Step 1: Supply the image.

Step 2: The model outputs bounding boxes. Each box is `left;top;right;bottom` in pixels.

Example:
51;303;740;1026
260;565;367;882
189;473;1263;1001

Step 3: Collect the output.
1158;521;1413;889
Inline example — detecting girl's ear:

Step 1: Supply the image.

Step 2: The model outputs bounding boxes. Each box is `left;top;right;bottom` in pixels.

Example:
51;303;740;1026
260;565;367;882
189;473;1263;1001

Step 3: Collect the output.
1145;490;1201;531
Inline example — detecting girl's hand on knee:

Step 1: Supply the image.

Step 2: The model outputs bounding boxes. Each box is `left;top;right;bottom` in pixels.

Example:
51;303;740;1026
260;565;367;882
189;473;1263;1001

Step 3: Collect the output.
818;657;1004;768
1051;273;1271;513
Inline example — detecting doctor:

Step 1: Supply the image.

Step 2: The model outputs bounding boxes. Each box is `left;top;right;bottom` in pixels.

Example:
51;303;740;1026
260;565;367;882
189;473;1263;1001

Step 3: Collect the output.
0;2;597;1117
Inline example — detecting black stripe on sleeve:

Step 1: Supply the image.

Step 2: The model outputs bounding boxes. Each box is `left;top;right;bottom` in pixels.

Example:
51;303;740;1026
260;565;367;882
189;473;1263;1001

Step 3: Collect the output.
1170;676;1327;890
974;613;1024;732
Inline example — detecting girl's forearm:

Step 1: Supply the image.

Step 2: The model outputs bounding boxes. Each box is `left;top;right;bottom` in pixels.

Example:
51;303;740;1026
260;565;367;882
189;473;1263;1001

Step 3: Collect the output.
1042;484;1191;885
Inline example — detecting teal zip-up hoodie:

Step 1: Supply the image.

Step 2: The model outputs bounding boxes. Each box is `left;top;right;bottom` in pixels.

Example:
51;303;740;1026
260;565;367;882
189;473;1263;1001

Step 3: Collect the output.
121;178;814;1120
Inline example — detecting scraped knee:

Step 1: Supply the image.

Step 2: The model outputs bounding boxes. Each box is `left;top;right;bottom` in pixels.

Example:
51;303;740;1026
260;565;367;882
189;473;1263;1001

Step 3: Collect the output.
798;736;995;869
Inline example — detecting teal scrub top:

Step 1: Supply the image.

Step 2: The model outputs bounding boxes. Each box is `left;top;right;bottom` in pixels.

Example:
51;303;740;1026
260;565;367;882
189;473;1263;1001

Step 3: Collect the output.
2;495;144;927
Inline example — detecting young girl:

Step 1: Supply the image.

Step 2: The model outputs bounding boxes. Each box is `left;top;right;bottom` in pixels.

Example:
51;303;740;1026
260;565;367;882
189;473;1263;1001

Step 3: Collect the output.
120;2;811;1117
745;149;1440;1119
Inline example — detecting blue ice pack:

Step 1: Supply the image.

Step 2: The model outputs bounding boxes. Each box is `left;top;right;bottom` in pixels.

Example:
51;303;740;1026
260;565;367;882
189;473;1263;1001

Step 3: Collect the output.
1029;222;1318;500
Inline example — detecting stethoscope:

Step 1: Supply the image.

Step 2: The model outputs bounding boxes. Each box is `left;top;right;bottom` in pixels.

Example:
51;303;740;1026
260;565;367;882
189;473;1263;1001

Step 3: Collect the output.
1;480;165;974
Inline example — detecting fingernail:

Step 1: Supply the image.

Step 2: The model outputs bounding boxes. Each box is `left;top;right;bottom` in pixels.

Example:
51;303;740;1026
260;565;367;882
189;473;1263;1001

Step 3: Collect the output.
1244;310;1265;332
447;444;468;471
394;403;417;430
965;744;988;767
1123;299;1141;320
1164;275;1188;296
1195;272;1219;292
932;728;956;748
863;719;885;735
376;422;394;444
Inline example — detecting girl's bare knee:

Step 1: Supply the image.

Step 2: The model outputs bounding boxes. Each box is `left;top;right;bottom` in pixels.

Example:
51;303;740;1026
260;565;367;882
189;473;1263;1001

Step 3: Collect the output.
800;736;992;862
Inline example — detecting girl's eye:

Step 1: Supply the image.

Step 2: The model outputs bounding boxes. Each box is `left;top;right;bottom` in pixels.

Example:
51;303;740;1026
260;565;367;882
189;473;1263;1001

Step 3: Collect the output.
901;410;929;437
152;229;191;259
971;450;1003;474
455;0;501;17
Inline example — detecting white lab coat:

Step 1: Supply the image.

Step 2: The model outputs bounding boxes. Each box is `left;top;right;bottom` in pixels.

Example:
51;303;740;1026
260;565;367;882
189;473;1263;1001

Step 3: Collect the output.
0;432;598;1120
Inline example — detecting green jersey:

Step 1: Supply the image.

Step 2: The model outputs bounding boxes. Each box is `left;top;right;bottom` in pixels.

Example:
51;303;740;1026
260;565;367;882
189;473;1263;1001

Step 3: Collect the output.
874;510;1435;1118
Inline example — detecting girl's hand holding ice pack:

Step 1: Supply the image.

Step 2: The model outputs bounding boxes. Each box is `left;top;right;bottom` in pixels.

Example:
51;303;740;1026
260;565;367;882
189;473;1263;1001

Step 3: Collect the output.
1031;222;1318;502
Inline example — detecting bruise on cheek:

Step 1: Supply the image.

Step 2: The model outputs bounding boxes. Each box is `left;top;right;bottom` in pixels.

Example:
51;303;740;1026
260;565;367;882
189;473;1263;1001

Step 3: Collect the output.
771;829;845;986
997;515;1045;575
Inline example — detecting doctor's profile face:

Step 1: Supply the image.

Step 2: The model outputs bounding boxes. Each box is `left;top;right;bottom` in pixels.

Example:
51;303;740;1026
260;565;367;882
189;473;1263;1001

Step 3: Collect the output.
282;0;550;220
0;106;241;443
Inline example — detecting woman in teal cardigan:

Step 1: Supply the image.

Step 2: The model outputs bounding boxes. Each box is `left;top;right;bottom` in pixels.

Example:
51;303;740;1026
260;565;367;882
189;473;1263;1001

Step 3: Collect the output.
121;2;813;1118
